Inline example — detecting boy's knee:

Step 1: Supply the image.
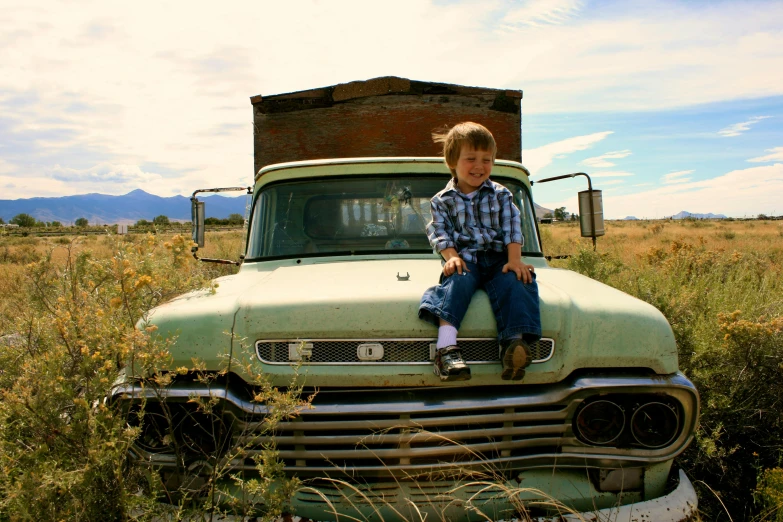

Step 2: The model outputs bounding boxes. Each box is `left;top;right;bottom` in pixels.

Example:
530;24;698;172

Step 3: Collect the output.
443;272;476;291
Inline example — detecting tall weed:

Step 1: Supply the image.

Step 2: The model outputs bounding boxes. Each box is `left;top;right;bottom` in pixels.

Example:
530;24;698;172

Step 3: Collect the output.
0;234;303;520
560;233;783;520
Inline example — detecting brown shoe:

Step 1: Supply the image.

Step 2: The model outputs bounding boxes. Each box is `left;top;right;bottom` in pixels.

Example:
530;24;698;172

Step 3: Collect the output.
433;346;471;382
500;339;532;381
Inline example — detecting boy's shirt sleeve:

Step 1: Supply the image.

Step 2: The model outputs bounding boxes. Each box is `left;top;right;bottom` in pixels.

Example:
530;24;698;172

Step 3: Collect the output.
498;188;524;247
426;197;456;252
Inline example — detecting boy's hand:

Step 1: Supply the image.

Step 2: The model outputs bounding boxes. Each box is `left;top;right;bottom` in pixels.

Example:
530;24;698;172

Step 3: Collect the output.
503;259;534;284
443;256;470;277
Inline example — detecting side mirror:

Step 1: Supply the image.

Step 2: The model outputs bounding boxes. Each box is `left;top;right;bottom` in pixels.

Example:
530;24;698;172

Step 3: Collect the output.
578;189;605;238
189;186;251;265
533;172;603;250
191;197;205;248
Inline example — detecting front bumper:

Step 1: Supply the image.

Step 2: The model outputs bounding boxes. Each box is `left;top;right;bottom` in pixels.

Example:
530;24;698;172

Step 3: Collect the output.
553;469;697;521
281;468;697;521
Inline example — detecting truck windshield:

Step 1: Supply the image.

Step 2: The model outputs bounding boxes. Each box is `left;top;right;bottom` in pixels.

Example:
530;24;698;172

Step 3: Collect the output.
245;175;541;260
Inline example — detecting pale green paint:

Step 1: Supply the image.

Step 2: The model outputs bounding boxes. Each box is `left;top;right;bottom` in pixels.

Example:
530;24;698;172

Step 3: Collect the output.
644;460;674;500
254;157;531;189
140;257;678;386
222;467;643;521
138;158;678;385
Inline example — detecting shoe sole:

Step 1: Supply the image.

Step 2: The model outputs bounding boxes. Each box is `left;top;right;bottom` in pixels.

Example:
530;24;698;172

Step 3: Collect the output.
501;342;531;381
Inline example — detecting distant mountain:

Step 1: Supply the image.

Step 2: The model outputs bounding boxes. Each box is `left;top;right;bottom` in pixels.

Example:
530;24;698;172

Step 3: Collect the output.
0;189;247;225
671;210;727;220
0;191;586;225
622;216;639;220
534;203;553;220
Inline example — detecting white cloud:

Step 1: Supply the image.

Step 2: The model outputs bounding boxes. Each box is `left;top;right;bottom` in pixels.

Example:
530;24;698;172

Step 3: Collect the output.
663;170;694;184
599;179;625;186
2;0;783;201
582;150;632;168
502;0;584;27
0;162;215;199
52;163;161;185
718;116;771;137
541;164;783;219
0;158;15;175
525;131;613;175
611;164;783;218
748;146;783;163
591;171;634;178
501;6;783;113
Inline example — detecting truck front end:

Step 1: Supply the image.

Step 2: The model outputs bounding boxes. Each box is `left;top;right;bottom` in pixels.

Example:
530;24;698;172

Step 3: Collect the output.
112;158;698;521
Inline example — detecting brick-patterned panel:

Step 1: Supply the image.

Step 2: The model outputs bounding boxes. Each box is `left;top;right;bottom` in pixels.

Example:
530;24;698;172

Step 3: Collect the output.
252;77;522;174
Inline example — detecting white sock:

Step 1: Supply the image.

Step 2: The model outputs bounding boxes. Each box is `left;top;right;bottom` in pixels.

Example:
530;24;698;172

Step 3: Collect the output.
437;325;458;349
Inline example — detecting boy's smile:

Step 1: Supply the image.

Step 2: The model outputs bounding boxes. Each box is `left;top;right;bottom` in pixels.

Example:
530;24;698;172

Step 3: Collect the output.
453;146;494;194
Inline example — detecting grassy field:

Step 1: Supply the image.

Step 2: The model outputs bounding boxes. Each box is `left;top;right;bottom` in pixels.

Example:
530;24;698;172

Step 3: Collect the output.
0;221;781;520
545;219;783;521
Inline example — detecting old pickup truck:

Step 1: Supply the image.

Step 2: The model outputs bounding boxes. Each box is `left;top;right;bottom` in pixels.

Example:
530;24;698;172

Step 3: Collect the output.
113;77;699;521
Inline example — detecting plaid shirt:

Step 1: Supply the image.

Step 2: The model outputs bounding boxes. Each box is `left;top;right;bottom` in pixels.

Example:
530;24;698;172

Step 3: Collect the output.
426;178;523;263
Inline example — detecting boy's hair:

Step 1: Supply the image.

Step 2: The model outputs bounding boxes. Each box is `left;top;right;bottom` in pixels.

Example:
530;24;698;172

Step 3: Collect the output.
433;122;497;176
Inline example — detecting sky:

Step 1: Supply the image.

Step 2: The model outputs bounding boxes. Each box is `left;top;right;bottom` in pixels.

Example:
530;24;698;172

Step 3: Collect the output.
1;0;782;219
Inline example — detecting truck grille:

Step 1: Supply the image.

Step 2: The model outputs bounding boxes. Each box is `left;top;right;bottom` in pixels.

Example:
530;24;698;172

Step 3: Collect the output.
117;374;699;479
231;387;570;478
255;338;555;365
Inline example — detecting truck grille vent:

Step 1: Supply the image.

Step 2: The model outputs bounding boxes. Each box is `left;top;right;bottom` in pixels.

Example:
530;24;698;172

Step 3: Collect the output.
232;403;569;477
255;338;555;365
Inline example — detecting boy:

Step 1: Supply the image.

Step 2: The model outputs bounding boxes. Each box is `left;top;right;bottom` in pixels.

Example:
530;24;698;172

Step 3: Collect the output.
418;122;541;382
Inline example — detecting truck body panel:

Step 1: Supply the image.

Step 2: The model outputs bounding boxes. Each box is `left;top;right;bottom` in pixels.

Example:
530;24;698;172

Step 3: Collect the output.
147;255;678;386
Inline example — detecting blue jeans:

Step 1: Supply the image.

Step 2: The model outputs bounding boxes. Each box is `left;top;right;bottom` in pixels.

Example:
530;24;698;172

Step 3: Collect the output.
419;250;542;343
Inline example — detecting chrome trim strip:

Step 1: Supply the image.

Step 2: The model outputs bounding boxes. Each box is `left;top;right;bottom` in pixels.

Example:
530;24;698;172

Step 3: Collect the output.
129;448;684;476
254;337;556;366
534;339;555;363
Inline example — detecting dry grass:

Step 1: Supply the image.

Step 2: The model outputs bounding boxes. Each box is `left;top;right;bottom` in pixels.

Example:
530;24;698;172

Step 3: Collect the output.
1;221;780;520
0;230;245;326
542;219;783;264
542;218;783;521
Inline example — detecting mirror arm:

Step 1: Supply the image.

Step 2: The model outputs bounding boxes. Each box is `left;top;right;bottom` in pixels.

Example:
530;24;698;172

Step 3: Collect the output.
190;186;253;263
191;253;241;266
533;172;600;251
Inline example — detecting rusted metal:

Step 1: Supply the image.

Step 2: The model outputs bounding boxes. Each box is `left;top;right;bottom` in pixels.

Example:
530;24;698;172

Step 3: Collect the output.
251;76;523;174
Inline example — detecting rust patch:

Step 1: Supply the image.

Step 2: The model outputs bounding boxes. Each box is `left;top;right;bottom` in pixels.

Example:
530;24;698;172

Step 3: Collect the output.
254;93;521;173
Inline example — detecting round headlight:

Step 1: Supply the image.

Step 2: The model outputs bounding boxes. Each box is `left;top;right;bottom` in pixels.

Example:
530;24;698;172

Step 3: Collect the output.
630;401;679;448
575;400;625;445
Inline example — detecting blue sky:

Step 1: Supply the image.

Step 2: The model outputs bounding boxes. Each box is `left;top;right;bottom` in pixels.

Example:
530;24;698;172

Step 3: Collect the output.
1;0;782;218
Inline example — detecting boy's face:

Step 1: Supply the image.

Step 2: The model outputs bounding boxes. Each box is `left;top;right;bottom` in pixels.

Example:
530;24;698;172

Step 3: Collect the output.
452;145;494;194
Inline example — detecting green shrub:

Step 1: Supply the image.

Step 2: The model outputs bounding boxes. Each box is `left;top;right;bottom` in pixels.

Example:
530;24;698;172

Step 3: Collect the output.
0;234;305;520
565;237;783;520
757;468;783;521
566;248;624;283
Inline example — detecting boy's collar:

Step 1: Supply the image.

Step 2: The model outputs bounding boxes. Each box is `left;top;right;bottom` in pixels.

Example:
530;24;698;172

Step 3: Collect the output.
444;178;495;196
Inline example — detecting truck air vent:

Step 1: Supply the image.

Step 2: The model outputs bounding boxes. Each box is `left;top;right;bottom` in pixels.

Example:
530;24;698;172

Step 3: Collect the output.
255;338;555;365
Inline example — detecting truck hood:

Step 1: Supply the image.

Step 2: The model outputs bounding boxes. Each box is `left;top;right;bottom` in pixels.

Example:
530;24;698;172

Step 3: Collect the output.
142;257;678;386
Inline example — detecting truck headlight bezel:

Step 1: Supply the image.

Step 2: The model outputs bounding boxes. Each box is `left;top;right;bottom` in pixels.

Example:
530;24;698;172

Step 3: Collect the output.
573;394;683;450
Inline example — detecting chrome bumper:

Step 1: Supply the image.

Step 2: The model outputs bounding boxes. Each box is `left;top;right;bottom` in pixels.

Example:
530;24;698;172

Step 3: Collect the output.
543;469;697;522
